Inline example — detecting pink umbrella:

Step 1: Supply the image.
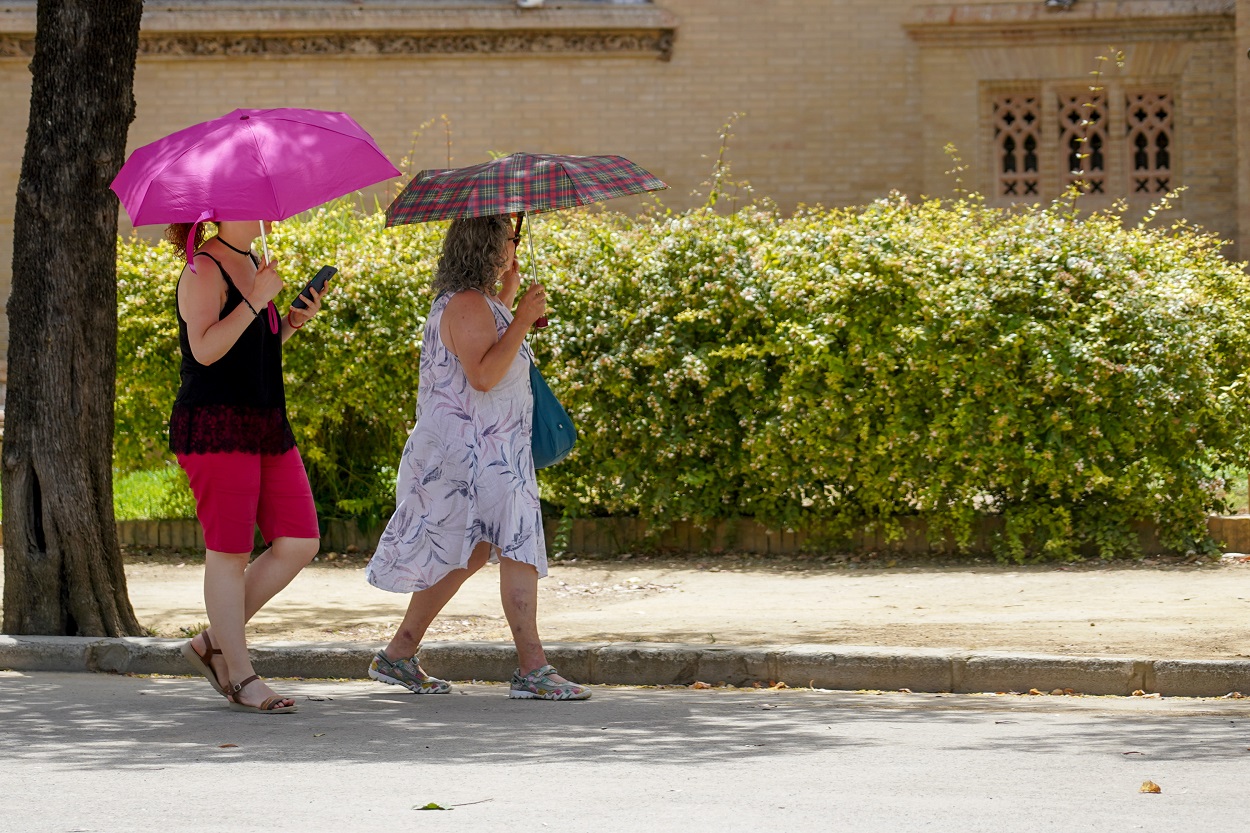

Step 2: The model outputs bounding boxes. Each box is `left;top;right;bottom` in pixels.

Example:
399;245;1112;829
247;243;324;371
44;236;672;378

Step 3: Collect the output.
111;107;399;268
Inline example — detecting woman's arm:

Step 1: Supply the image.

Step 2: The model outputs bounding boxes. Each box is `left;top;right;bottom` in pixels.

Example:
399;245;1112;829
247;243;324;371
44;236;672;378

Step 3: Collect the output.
443;285;547;392
178;256;284;365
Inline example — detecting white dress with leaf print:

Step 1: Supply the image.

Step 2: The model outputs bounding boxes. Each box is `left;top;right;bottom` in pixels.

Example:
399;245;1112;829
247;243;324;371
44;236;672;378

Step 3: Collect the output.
366;291;546;593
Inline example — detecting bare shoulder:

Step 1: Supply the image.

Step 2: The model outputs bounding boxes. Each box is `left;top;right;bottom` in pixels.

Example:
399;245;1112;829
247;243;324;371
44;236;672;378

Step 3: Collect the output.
181;252;224;285
178;253;227;316
444;289;491;316
443;290;497;330
441;291;499;358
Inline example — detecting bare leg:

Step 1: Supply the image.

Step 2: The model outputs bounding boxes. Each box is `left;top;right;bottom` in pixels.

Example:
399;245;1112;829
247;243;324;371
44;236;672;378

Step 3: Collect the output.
384;541;493;662
196;536;317;707
499;555;571;681
240;536;320;619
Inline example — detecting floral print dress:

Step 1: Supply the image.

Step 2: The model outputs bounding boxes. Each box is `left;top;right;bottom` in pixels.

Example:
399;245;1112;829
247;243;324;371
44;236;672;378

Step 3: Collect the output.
366;291;546;593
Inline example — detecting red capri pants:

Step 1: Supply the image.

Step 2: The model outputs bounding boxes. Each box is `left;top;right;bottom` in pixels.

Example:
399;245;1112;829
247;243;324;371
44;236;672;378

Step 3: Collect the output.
177;448;319;553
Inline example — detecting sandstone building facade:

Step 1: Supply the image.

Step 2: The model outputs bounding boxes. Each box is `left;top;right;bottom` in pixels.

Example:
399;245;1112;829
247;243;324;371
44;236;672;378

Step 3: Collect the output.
0;0;1246;388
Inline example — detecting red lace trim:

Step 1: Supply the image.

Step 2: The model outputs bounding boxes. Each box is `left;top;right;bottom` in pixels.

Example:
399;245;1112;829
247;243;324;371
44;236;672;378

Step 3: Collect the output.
169;404;296;455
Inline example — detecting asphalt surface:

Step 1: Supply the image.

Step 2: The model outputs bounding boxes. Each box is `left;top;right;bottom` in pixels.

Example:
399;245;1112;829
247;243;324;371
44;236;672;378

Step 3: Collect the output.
2;672;1248;832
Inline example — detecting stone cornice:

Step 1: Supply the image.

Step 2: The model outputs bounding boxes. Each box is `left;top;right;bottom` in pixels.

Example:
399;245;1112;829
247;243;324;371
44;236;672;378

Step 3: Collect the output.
0;2;678;60
137;29;674;59
905;0;1234;45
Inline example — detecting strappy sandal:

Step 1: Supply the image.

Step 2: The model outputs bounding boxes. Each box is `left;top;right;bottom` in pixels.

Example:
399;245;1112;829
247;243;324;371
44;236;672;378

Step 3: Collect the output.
226;675;299;714
180;632;228;697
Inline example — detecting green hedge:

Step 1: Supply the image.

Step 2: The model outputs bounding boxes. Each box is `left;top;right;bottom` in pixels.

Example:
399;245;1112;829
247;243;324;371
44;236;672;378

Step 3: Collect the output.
117;201;440;528
116;194;1250;559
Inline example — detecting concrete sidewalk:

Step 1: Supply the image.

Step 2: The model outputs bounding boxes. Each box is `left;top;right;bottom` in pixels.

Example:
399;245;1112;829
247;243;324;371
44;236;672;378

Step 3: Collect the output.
2;553;1250;696
3;633;1250;698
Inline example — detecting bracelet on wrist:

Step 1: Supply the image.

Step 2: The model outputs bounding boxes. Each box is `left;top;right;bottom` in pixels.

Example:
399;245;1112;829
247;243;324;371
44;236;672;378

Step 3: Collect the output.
241;296;260;316
287;311;304;330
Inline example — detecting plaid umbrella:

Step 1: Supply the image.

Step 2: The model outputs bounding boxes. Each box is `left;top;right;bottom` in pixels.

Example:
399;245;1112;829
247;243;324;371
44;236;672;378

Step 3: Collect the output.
385;151;667;226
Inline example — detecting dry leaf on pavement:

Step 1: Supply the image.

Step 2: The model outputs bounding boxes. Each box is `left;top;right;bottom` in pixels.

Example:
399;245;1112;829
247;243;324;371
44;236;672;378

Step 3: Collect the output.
1139;780;1162;794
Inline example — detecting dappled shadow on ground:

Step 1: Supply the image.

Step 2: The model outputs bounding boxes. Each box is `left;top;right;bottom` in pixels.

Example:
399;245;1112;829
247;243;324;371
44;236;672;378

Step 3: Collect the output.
1;673;1247;775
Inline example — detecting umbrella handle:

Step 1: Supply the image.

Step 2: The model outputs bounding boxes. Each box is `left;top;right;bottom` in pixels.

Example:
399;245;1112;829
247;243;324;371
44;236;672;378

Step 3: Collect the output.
259;220;271;263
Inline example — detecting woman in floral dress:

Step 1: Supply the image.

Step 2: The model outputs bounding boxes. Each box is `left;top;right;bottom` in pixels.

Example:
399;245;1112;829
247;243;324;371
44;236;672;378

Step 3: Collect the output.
366;215;590;700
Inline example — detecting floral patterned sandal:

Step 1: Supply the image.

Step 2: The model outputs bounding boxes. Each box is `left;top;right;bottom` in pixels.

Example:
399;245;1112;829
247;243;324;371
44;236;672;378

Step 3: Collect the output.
368;650;452;694
509;665;591;701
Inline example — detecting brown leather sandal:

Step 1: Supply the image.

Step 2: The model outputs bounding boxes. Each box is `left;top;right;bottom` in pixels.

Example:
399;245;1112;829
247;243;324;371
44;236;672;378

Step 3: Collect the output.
180;632;228;697
227;675;298;714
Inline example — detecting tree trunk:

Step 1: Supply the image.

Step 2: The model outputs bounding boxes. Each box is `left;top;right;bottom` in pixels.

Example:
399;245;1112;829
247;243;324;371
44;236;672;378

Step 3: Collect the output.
3;0;145;636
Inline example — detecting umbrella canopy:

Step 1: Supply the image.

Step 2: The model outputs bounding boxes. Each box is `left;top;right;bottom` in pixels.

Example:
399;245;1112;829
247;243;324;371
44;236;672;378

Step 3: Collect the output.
111;107;399;264
385;151;668;226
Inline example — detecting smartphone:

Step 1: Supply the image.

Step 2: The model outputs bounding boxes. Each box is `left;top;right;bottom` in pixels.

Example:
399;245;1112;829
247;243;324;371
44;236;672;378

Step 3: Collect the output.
291;265;336;310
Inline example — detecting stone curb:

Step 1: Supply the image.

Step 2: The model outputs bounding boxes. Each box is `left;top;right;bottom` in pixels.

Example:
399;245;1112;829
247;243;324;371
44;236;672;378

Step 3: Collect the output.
2;635;1248;697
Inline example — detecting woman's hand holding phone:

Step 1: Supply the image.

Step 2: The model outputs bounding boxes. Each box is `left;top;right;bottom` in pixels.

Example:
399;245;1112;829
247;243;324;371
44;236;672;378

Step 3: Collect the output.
287;265;335;330
291;265;336;310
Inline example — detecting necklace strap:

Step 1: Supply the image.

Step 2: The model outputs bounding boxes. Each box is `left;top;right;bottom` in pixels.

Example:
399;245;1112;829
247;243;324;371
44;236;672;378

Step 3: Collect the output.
216;235;251;256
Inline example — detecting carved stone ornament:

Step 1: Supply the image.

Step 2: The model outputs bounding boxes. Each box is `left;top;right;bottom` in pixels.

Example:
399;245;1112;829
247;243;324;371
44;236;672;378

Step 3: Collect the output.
2;30;674;61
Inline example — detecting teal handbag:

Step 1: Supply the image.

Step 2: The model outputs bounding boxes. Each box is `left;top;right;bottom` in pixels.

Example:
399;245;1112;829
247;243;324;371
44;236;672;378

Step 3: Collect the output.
529;361;577;469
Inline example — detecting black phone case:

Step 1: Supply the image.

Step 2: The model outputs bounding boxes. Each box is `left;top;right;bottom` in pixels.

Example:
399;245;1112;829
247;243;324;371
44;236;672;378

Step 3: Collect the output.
291;265;337;309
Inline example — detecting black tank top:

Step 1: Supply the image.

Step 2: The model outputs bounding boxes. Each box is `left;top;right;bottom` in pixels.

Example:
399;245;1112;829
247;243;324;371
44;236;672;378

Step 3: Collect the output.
168;251;296;455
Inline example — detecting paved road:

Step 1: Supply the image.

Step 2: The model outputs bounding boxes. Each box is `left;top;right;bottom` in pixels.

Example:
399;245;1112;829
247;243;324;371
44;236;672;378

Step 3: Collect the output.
2;671;1248;832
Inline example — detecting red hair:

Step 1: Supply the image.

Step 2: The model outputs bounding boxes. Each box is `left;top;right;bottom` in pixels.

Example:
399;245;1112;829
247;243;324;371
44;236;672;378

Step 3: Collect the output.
164;222;214;258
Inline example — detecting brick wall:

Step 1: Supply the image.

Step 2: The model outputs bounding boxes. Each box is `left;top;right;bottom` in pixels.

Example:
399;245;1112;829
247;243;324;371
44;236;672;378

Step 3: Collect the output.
0;0;1242;391
907;1;1237;244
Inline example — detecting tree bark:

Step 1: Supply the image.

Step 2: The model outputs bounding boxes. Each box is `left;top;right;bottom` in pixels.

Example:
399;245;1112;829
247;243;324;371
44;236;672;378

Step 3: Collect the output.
3;0;145;636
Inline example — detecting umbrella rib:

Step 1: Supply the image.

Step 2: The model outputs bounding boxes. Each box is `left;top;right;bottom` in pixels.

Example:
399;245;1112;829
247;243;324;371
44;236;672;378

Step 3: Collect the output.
241;117;283;219
123;121;240;224
268;112;391;152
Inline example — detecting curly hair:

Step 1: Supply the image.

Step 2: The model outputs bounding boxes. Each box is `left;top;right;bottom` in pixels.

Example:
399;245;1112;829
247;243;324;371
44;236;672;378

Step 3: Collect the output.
164;221;215;259
431;215;512;296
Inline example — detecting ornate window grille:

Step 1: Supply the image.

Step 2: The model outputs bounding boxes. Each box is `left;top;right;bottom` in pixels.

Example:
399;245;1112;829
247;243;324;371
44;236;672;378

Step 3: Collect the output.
993;96;1041;198
1126;93;1173;196
989;86;1175;204
1058;91;1106;194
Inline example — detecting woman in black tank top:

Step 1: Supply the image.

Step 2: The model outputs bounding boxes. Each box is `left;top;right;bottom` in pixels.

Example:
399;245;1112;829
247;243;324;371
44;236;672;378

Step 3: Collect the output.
166;219;331;714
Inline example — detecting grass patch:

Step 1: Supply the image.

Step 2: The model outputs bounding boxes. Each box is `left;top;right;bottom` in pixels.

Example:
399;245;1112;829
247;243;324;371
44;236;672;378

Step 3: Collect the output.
113;465;194;520
1222;469;1249;515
